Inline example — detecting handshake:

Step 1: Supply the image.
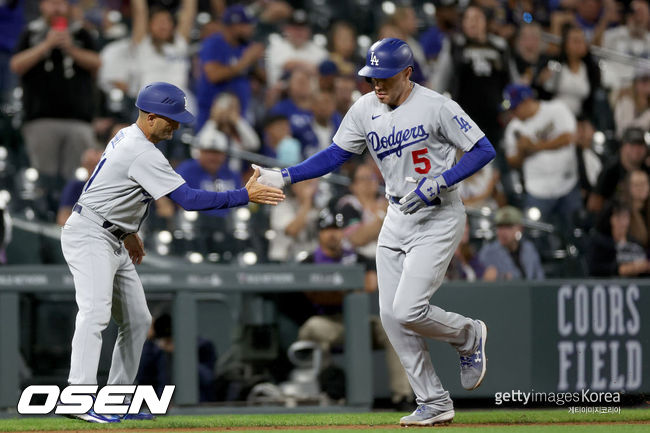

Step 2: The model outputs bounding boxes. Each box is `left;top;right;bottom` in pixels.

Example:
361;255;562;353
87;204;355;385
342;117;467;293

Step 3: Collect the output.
244;165;289;206
248;163;447;215
251;164;291;189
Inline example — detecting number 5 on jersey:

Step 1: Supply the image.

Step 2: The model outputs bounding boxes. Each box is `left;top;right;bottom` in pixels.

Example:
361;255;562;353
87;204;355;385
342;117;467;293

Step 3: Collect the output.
411;148;431;174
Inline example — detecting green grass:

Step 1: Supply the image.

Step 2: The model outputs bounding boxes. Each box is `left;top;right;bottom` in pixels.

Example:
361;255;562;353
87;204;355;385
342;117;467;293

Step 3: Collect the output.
0;408;648;432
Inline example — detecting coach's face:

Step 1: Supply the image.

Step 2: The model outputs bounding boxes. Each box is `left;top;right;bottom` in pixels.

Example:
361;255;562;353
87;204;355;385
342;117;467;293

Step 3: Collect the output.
148;113;179;142
370;67;412;106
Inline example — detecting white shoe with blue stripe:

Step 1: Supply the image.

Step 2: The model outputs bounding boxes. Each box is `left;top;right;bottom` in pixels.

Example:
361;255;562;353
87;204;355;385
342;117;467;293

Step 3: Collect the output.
460;319;488;390
63;410;121;423
399;405;455;426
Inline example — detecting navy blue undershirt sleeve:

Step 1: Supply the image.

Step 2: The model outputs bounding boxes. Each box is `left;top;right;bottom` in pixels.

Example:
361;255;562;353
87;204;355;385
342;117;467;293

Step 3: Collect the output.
441;136;496;186
167;183;249;211
285;143;355;183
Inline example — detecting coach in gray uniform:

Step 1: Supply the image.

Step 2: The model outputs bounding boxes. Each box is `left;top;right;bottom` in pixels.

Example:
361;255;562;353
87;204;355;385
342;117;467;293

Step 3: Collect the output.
60;82;284;423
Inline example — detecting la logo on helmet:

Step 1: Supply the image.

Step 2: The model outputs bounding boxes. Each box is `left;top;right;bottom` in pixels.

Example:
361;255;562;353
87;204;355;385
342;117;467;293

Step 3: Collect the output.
370;51;379;66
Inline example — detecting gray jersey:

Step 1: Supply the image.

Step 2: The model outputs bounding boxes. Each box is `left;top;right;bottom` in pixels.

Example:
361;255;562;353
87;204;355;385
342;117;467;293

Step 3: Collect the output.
78;124;185;232
333;83;485;197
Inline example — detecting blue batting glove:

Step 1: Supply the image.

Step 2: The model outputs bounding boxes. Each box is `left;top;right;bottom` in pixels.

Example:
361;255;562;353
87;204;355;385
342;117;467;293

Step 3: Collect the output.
398;175;447;214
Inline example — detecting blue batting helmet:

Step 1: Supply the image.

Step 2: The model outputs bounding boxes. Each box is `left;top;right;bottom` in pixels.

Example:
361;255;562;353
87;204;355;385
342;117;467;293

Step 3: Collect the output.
135;82;194;123
358;38;414;79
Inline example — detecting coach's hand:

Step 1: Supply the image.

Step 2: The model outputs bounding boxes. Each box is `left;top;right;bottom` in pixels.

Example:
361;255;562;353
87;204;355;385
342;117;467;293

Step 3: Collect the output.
124;233;145;265
251;164;290;189
399;175;447;214
246;168;286;205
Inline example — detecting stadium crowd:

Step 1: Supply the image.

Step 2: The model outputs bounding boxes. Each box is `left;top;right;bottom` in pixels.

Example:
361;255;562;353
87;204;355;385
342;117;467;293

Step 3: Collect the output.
0;0;649;277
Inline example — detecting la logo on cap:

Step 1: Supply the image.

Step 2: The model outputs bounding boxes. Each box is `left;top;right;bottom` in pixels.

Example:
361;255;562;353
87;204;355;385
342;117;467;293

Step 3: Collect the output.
370;52;379;66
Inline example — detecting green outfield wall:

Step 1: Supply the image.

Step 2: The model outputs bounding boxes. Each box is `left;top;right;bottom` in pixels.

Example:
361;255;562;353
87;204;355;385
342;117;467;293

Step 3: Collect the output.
0;266;648;409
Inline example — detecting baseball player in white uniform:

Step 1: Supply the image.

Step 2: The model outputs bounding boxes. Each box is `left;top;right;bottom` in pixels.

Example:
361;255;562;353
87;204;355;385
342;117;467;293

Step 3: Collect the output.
60;82;284;423
254;38;496;426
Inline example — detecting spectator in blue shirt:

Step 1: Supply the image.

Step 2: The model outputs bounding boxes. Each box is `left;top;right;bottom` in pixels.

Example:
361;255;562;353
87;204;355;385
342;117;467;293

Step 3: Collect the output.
478;206;545;280
0;0;24;101
195;4;264;131
269;68;319;155
175;129;242;217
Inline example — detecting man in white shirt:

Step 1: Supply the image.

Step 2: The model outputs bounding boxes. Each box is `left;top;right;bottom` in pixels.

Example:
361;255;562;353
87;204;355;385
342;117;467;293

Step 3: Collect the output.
265;9;328;86
503;84;582;231
130;0;196;109
601;0;650;91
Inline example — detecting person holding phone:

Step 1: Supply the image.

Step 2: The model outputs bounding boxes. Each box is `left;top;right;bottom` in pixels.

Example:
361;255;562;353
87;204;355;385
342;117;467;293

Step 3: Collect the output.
10;0;101;216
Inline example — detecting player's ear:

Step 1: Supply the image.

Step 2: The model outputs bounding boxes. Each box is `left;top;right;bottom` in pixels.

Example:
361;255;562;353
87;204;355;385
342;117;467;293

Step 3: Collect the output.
404;66;413;80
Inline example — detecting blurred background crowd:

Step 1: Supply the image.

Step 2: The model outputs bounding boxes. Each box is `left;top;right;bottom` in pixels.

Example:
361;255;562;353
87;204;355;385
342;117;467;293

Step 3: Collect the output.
2;0;650;409
2;0;649;279
1;0;650;278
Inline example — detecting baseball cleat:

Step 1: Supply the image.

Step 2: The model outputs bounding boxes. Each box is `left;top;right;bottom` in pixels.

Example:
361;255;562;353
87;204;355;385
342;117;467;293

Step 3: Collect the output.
460;320;488;390
399;406;455;426
62;410;122;423
121;412;156;420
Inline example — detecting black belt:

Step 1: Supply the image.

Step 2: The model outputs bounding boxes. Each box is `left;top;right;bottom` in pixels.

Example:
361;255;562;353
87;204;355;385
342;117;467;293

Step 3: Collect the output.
72;203;132;241
388;195;441;206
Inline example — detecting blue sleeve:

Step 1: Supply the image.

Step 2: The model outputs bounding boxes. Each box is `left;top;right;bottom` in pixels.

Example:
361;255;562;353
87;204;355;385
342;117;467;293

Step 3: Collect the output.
441;136;496;186
167;183;249;211
284;143;355;183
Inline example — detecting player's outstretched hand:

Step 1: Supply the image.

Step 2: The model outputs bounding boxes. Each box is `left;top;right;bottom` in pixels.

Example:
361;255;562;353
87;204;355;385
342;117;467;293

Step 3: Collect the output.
123;233;145;265
246;168;286;205
399;175;447;214
251;164;288;189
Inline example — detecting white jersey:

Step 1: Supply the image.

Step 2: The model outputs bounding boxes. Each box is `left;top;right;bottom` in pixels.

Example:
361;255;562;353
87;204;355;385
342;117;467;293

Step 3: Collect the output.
133;34;190;93
504;100;578;199
333;83;485;197
78;124;185;232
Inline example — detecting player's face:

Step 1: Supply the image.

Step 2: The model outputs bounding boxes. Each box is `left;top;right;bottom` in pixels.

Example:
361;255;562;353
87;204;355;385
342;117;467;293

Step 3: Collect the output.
370;68;412;106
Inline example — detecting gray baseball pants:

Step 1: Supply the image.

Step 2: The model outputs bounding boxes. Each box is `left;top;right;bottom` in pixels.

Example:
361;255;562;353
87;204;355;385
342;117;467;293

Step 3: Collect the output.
376;190;481;410
61;211;152;385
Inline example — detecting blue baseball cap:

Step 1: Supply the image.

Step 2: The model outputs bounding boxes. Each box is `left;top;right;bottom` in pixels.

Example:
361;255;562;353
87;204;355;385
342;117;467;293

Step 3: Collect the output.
502;84;534;111
318;59;339;76
222;4;255;25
